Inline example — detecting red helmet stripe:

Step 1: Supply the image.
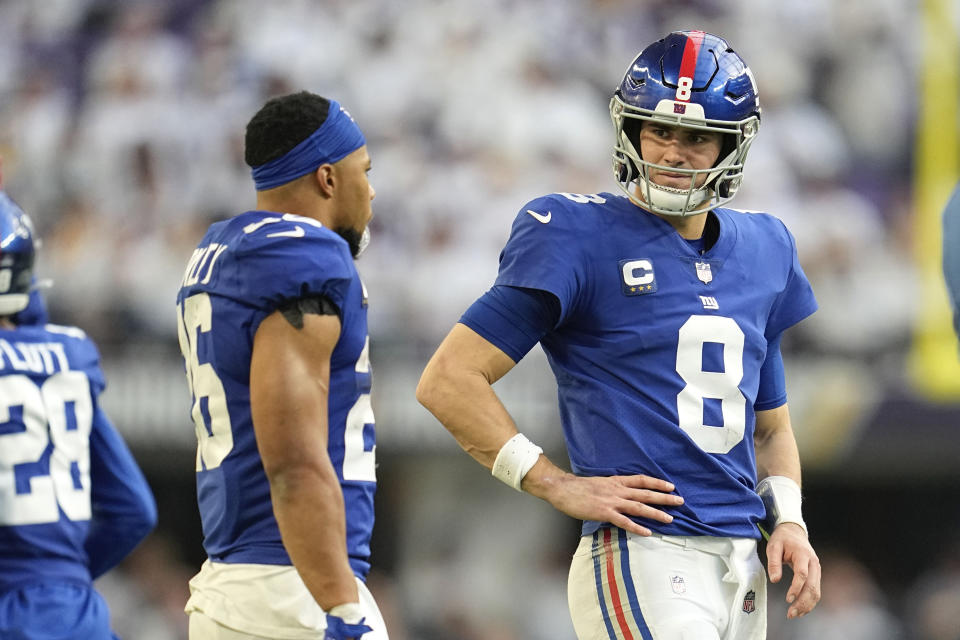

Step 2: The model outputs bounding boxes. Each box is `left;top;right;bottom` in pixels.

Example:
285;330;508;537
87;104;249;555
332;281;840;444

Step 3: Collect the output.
677;30;706;100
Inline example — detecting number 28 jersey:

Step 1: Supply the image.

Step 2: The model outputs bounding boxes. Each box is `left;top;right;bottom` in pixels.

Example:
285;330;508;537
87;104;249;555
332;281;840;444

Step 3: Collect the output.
495;193;817;539
176;211;376;578
0;323;155;589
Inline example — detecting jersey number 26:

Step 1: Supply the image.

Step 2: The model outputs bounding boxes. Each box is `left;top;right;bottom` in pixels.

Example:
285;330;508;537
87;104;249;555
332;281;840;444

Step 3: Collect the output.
177;293;376;482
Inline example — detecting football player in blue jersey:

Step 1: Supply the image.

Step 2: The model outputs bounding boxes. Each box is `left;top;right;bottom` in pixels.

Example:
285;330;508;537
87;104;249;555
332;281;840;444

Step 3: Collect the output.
177;91;385;639
417;31;821;639
943;183;960;341
0;187;157;639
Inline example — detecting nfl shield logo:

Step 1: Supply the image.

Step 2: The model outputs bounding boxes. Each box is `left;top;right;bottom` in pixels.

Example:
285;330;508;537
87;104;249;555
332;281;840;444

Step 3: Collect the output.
673;102;687;114
742;590;756;614
695;262;712;284
670;575;686;594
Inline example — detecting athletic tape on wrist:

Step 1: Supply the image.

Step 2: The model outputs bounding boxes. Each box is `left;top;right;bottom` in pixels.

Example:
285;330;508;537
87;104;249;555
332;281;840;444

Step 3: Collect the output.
491;433;543;491
757;475;807;535
328;602;364;625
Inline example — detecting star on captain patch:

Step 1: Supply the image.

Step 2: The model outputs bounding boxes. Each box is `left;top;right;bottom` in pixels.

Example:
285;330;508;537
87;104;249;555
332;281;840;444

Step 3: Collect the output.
695;261;712;284
619;258;657;296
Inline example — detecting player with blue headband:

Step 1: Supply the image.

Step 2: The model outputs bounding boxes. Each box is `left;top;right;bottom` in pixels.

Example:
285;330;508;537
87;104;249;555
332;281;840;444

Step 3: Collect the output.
178;91;385;639
250;99;367;192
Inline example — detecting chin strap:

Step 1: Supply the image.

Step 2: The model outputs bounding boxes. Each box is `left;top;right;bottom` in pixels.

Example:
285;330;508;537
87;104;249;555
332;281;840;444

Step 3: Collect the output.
633;175;712;216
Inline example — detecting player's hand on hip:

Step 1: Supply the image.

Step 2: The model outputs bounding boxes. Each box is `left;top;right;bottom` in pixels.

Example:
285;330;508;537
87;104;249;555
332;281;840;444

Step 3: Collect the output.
766;522;821;619
543;473;684;536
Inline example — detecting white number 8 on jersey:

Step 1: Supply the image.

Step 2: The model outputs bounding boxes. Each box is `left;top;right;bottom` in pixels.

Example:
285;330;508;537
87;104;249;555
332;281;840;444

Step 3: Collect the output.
675;315;746;454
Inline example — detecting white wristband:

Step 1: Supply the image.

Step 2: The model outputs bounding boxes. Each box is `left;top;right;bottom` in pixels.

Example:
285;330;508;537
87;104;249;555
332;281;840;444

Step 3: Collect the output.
328;602;364;624
491;433;543;491
757;475;807;536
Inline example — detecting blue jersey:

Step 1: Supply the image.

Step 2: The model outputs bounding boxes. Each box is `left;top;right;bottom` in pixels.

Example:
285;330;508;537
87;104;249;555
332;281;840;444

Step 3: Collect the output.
0;322;156;638
495;192;817;539
942;182;960;338
176;211;376;578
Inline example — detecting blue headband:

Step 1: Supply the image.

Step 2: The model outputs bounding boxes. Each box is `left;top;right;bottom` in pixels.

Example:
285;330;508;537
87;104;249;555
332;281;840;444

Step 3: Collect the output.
251;100;366;191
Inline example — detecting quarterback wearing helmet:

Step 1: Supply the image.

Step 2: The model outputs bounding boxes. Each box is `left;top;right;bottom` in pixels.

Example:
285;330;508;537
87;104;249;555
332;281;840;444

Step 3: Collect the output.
611;31;761;216
418;31;821;639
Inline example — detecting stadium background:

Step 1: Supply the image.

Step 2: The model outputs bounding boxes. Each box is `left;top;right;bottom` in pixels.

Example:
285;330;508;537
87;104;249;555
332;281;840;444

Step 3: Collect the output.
1;0;959;637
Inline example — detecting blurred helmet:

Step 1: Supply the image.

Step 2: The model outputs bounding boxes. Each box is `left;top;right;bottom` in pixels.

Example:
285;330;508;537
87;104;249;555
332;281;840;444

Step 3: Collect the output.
0;192;37;315
610;30;761;216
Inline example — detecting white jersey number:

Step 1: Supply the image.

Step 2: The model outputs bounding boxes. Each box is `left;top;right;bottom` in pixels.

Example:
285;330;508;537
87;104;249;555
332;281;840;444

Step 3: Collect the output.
342;337;376;482
177;293;234;471
0;371;93;525
675;315;746;454
558;192;607;204
177;292;375;481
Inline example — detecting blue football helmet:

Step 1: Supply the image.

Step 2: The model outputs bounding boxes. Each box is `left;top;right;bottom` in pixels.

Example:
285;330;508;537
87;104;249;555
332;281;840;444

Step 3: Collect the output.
610;31;761;216
0;191;37;315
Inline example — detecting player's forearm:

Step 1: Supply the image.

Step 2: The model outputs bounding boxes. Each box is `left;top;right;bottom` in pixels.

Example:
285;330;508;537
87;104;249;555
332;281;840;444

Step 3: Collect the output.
754;404;802;484
269;465;358;610
756;430;802;484
417;356;520;469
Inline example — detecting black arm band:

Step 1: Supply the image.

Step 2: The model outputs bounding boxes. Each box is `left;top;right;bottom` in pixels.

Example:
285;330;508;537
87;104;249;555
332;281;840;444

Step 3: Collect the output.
277;295;339;329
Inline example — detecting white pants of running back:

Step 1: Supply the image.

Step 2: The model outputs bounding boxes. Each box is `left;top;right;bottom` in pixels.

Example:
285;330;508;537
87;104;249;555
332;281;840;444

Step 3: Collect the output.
185;560;388;639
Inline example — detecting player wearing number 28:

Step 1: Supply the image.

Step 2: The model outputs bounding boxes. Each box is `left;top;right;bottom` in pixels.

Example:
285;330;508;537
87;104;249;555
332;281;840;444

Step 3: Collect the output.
176;92;385;639
417;31;821;639
0;187;157;639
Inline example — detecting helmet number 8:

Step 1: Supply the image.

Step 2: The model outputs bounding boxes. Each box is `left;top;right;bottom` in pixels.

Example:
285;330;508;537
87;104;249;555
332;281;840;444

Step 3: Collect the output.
676;76;693;102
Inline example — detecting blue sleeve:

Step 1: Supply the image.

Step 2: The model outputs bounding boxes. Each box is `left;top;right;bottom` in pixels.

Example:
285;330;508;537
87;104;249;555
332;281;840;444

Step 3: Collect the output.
766;220;818;338
494;196;586;323
233;225;354;315
754;333;786;411
942;182;960;338
460;285;561;363
84;407;157;579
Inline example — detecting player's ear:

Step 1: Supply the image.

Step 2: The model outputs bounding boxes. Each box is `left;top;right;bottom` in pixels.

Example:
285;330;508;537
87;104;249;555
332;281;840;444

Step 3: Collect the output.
314;164;336;198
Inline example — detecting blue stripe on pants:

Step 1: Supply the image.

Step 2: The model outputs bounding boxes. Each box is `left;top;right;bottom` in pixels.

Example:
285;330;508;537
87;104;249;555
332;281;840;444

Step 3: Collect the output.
616;528;654;640
592;531;619;640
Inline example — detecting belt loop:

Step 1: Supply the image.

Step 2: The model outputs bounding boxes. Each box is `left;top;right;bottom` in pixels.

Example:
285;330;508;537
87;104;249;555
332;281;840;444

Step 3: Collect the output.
658;534;688;548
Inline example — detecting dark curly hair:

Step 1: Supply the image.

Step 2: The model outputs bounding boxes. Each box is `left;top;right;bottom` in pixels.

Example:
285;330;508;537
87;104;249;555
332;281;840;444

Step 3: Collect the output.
244;91;331;168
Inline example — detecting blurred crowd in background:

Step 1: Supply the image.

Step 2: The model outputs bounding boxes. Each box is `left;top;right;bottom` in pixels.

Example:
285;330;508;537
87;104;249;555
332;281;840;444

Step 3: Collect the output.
1;0;958;638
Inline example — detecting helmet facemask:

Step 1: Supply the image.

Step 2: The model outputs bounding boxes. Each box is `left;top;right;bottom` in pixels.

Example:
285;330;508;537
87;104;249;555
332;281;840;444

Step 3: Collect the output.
611;94;759;217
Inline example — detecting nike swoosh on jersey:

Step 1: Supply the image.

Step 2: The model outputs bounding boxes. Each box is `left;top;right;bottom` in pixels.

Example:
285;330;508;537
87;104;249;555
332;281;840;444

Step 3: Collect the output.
266;226;305;238
526;209;552;224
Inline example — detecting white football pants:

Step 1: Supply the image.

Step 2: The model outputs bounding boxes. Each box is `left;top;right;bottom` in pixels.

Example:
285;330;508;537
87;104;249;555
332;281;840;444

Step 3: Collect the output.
186;560;388;639
568;528;767;640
